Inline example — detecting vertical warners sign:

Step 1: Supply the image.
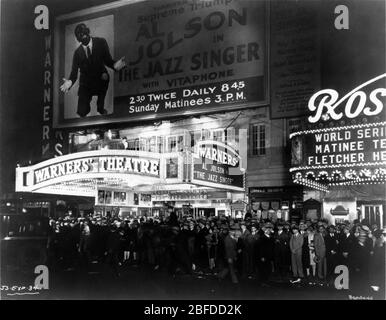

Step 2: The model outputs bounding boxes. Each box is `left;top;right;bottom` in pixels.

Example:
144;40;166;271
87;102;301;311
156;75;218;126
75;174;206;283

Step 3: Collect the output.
42;33;66;159
192;140;244;191
42;34;52;158
54;0;267;128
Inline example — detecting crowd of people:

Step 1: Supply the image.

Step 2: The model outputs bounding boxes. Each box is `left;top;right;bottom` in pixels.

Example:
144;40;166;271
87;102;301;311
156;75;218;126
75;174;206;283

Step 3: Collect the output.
47;211;385;294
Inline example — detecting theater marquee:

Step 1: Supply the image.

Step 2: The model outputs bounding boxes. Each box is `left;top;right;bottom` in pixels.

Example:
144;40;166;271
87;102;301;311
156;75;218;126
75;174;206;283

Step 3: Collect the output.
53;0;268;128
15;150;183;197
191;140;245;191
289;74;386;191
15;148;245;197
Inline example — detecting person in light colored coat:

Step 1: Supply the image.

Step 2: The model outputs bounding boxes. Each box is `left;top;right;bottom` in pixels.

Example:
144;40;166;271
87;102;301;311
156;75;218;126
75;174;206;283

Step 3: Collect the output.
289;226;304;281
313;225;327;282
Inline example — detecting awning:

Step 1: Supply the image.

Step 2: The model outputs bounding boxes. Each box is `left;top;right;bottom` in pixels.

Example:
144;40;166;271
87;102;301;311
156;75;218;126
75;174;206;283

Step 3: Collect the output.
323;185;386;202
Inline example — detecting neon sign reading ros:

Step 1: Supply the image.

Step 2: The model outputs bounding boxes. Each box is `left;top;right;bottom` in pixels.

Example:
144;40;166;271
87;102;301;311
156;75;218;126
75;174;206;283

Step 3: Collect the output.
308;74;386;123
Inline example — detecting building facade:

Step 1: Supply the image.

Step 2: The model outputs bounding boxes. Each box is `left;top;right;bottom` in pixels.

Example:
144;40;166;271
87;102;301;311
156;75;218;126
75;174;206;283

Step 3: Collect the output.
2;0;384;226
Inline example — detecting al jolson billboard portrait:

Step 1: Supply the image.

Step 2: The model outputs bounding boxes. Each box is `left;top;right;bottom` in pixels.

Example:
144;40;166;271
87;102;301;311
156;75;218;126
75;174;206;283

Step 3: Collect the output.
53;0;268;128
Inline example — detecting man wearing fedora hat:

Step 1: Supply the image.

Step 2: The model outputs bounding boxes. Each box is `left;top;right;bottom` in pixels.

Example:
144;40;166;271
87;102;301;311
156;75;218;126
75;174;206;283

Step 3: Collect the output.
257;222;275;286
239;222;254;278
338;223;354;266
250;223;260;276
313;225;327;284
289;225;304;284
105;224;122;277
350;225;373;291
325;225;339;284
218;226;239;284
274;222;290;281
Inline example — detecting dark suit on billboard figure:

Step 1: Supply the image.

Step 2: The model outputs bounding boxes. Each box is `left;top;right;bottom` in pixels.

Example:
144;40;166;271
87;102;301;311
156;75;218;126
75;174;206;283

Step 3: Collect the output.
60;23;126;117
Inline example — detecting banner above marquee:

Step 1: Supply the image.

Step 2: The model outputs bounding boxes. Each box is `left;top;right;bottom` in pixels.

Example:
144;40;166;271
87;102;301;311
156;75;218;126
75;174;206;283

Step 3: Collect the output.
289;74;386;191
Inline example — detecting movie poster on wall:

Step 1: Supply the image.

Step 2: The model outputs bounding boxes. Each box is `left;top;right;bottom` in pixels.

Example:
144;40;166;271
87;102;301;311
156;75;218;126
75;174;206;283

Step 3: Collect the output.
53;0;268;128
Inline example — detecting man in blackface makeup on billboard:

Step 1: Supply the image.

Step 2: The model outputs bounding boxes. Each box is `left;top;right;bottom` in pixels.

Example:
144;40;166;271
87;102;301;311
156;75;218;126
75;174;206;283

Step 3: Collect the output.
60;23;126;117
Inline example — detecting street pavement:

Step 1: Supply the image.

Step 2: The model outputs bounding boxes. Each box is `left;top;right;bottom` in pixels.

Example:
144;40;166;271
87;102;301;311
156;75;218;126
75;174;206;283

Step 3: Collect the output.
2;261;383;300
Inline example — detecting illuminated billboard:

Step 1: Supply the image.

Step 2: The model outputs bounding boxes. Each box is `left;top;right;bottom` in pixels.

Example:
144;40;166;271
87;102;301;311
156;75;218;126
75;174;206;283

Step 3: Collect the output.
15;150;184;197
289;74;386;191
191;140;245;191
53;0;268;128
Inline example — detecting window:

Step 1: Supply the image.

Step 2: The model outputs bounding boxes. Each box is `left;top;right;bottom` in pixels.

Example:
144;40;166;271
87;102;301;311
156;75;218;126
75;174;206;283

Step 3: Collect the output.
177;136;184;151
139;138;148;151
147;136;163;153
166;135;184;152
166;136;177;152
201;129;211;141
149;137;156;153
212;129;224;142
156;136;163;153
363;205;383;228
127;138;139;151
226;127;236;146
252;124;266;156
191;130;201;147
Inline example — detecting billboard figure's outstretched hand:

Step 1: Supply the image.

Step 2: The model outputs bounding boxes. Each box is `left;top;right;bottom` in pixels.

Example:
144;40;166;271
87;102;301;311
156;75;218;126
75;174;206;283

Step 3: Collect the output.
60;78;72;93
114;56;126;71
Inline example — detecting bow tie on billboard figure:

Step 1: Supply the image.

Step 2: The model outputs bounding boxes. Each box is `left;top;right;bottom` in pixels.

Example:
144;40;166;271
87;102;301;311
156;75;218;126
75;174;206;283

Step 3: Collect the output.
60;23;126;117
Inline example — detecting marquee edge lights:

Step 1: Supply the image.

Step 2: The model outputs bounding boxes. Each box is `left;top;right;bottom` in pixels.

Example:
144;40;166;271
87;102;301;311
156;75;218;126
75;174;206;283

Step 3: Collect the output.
292;178;329;192
292;168;386;184
293;174;386;190
290;161;386;171
289;121;386;139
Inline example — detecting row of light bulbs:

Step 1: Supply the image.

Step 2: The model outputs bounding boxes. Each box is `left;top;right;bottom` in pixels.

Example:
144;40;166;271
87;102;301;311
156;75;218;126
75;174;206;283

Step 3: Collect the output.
292;178;329;192
294;169;386;181
289;121;386;139
290;161;386;172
